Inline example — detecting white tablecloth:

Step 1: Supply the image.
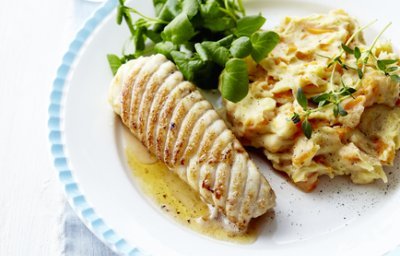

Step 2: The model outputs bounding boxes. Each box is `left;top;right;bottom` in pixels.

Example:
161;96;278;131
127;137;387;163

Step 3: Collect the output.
63;204;117;255
0;1;117;255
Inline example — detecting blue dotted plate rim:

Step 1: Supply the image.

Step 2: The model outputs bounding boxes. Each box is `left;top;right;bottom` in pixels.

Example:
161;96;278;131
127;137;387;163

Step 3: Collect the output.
48;0;145;255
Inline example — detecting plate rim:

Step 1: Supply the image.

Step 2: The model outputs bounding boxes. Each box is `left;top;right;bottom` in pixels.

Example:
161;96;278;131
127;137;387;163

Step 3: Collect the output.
48;0;145;255
47;0;400;255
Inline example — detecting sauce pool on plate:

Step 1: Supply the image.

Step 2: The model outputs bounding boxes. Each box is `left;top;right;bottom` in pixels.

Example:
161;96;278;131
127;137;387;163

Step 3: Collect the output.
125;142;266;243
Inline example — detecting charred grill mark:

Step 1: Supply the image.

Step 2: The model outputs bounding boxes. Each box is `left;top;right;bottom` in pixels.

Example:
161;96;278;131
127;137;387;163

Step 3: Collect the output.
198;128;234;201
147;72;183;154
129;56;165;139
121;57;146;126
185;115;223;191
172;100;210;168
163;89;200;166
161;86;194;167
155;83;191;160
171;99;210;166
138;61;175;145
181;110;219;165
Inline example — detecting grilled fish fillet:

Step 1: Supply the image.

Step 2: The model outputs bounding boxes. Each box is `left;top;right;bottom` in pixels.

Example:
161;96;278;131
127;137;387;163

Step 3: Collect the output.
109;54;275;231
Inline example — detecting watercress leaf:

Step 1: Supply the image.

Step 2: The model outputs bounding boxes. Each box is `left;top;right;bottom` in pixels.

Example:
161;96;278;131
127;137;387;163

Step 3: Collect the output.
170;51;193;79
153;0;183;32
391;74;400;83
145;29;162;43
171;51;221;89
205;17;235;32
171;51;207;85
251;31;280;63
338;104;348;116
230;36;253;58
380;59;398;65
161;13;195;44
220;58;249;102
217;35;235;48
122;54;135;62
107;54;123;75
191;61;222;89
195;43;209;61
341;43;354;54
301;119;312;139
234;15;266;37
291;113;301;124
377;60;387;71
156;0;180;22
201;41;230;67
200;0;235;32
153;0;168;16
354;47;361;59
154;41;178;59
199;0;220;18
357;68;363;79
182;0;199;19
296;88;308;110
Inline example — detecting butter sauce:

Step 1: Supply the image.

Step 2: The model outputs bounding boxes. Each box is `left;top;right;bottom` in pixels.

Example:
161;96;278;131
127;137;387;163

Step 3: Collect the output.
125;143;265;243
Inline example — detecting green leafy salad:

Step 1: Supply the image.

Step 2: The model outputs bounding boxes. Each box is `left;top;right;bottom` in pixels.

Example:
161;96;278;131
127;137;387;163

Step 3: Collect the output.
107;0;279;102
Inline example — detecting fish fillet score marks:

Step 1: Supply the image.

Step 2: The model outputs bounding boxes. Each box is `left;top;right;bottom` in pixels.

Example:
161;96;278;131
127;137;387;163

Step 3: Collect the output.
109;54;275;231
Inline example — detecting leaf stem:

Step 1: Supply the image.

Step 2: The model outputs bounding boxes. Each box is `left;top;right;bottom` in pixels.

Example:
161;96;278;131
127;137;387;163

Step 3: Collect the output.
327;19;378;91
368;22;392;53
219;7;237;21
355;22;392;89
126;7;168;24
345;19;377;45
236;0;246;16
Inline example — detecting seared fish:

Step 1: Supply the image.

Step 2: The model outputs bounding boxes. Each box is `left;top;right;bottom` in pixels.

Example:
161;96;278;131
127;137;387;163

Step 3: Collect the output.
109;54;275;231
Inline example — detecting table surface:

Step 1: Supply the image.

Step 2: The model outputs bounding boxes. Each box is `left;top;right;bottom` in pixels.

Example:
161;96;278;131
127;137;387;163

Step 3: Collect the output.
0;1;102;255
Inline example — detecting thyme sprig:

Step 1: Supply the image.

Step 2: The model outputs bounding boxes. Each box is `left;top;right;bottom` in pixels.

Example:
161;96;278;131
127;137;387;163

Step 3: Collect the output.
291;21;400;139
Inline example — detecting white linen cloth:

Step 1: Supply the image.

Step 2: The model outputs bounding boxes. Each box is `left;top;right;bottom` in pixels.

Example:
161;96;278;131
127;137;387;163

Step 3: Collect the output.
63;203;118;256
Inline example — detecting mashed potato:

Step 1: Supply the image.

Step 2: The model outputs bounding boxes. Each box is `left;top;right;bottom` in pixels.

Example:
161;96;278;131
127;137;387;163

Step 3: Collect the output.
224;10;400;191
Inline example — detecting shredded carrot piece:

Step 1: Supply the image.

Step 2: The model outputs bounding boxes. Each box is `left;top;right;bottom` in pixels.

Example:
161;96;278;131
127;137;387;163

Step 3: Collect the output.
305;27;337;34
344;96;364;110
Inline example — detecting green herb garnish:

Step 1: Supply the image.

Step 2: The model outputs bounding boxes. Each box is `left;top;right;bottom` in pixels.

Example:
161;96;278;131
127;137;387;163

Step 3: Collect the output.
107;0;279;103
291;21;400;139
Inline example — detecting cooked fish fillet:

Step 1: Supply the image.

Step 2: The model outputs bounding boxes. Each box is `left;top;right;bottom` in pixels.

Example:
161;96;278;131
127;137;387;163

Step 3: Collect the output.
109;54;275;231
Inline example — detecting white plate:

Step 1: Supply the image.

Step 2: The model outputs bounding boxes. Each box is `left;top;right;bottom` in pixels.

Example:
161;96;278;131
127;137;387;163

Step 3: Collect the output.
49;0;400;255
